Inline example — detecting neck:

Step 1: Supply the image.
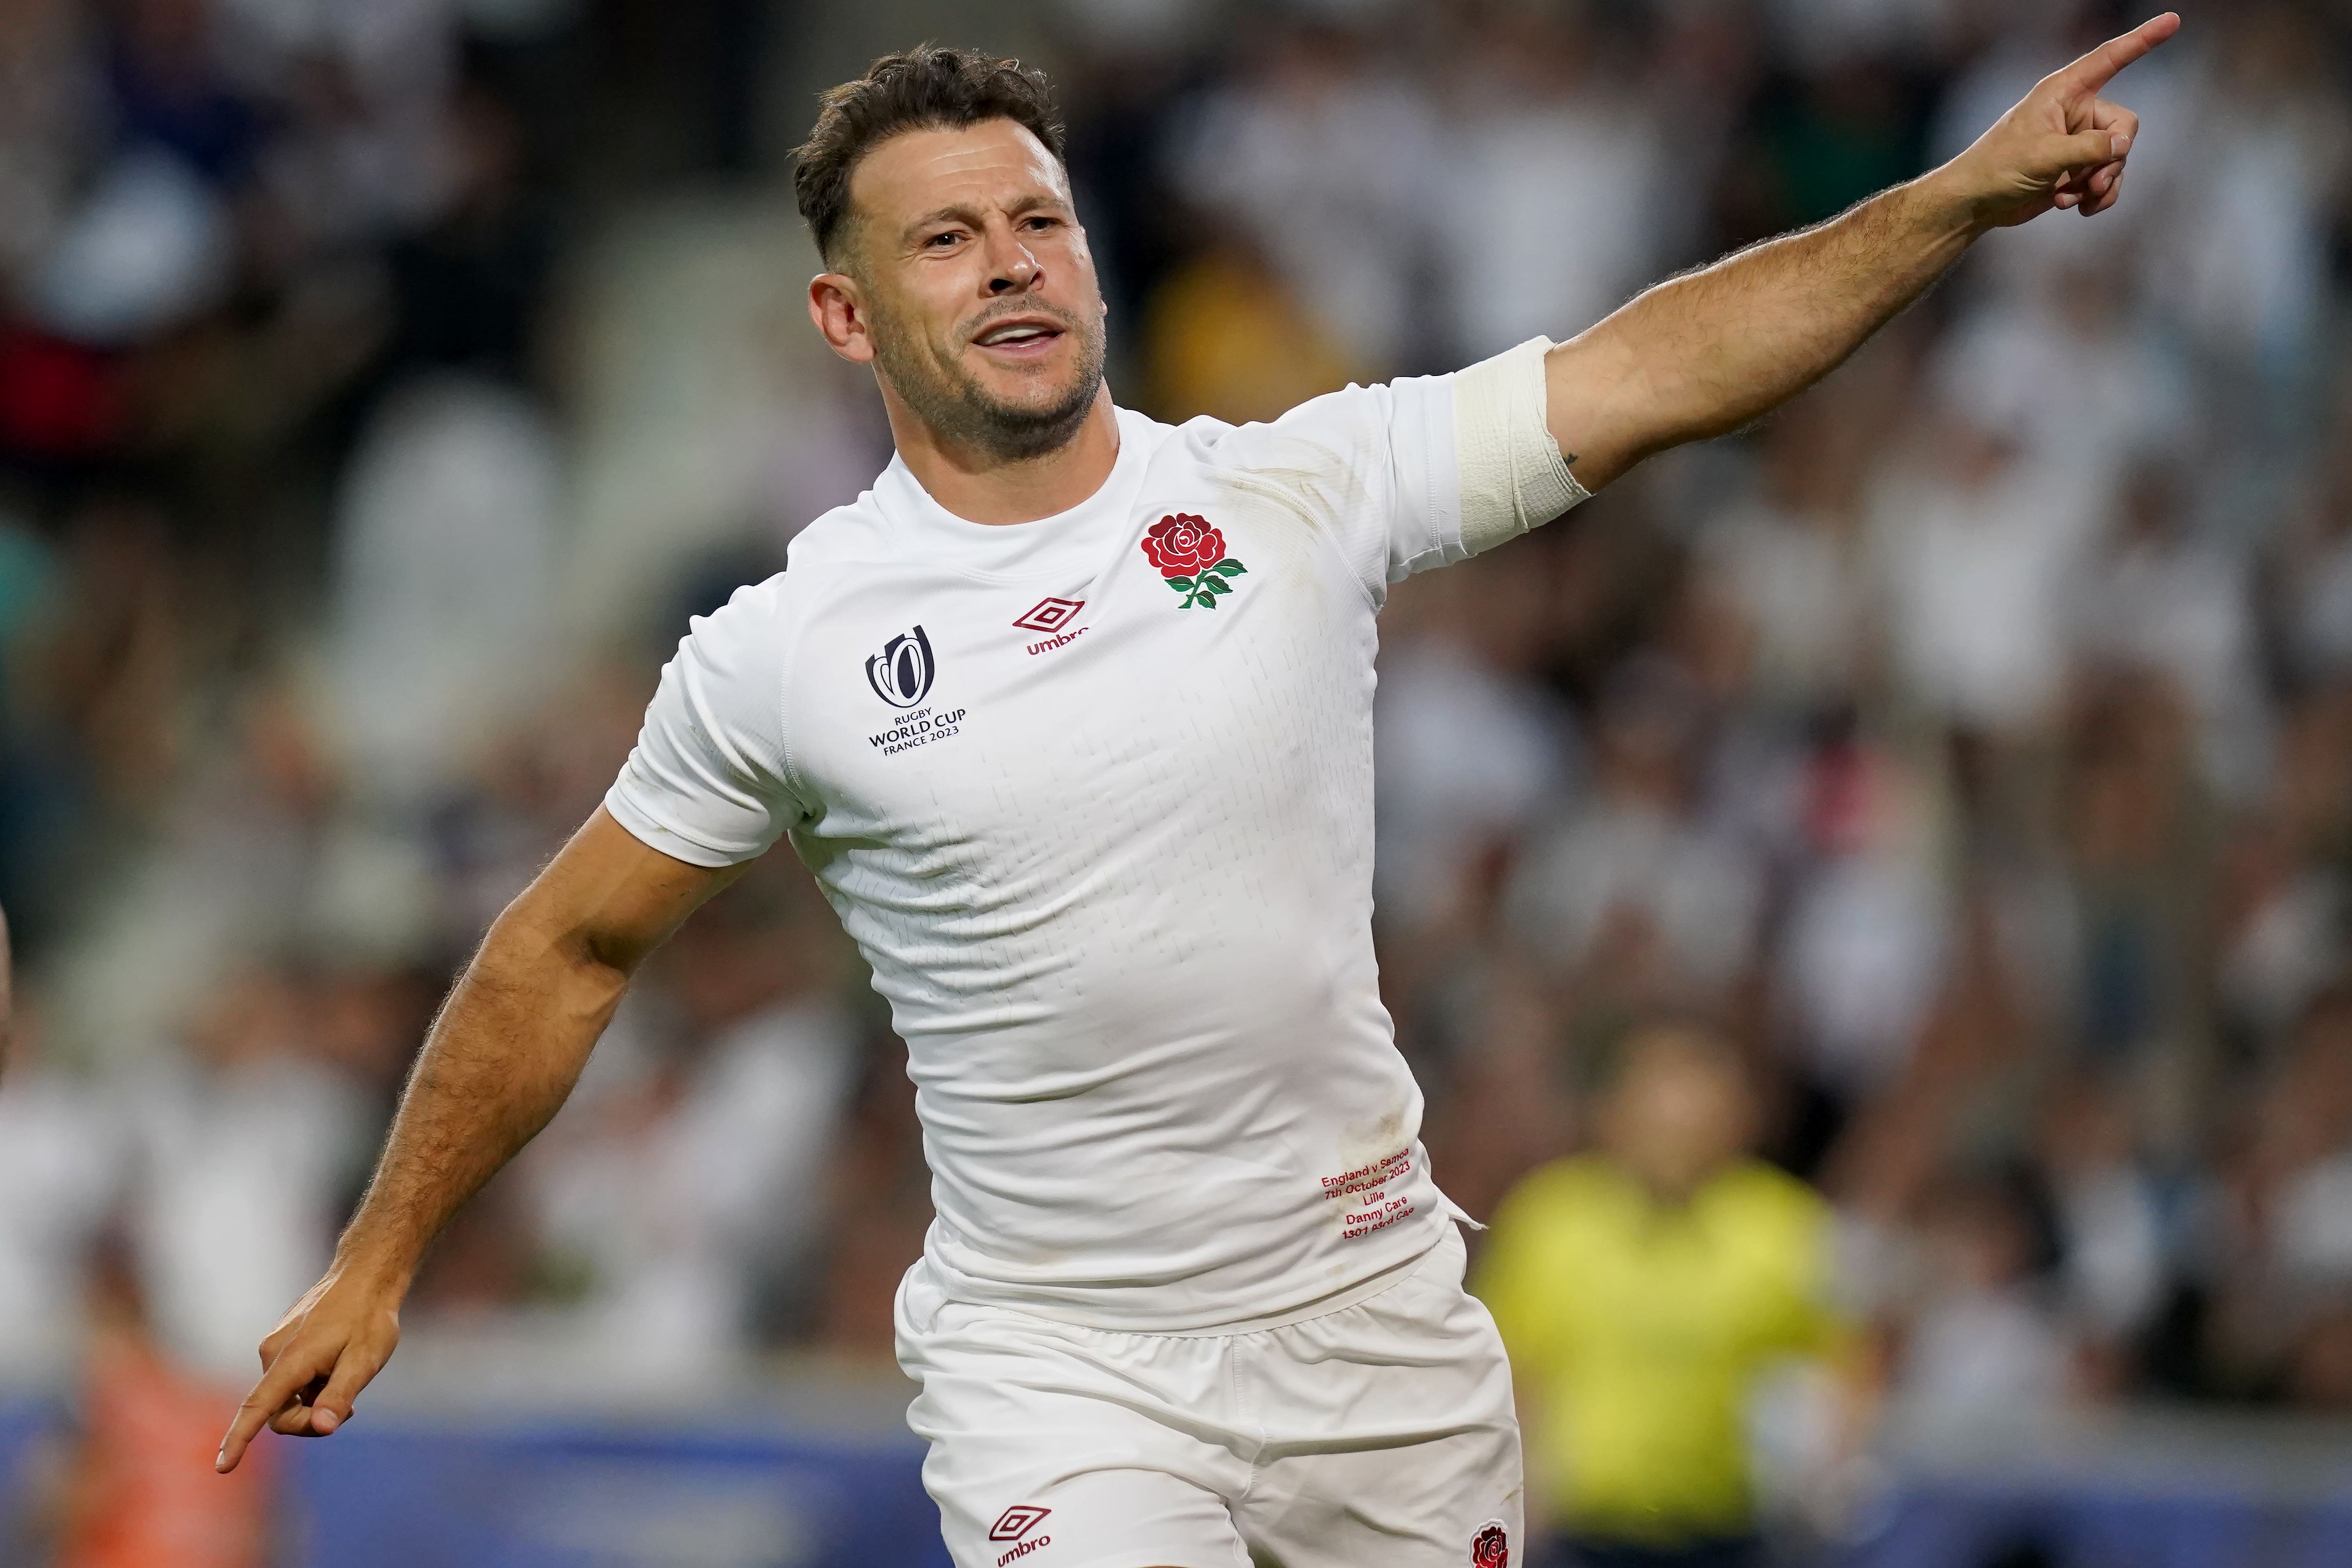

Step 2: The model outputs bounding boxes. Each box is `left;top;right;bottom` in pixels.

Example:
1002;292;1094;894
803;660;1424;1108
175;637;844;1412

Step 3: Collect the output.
1616;1156;1721;1209
885;383;1122;525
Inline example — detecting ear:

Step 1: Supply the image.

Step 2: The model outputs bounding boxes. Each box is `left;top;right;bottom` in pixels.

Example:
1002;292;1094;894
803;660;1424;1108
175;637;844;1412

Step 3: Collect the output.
808;270;876;365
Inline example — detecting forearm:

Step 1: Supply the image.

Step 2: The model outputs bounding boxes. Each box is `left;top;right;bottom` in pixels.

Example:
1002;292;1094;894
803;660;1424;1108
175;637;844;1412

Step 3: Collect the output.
331;911;629;1291
1549;170;1981;489
217;811;735;1471
1546;6;2178;486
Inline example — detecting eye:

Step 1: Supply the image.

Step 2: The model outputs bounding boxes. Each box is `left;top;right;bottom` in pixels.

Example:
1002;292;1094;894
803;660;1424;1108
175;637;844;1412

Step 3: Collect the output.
1023;215;1059;233
924;231;962;250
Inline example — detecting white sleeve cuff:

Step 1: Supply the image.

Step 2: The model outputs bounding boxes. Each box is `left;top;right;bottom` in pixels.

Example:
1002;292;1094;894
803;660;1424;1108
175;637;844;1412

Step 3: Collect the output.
601;781;765;869
1452;336;1590;556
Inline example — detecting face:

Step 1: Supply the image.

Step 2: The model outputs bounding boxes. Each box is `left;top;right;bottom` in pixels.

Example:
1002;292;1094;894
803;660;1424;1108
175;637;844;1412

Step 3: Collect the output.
1599;1031;1753;1202
809;119;1107;463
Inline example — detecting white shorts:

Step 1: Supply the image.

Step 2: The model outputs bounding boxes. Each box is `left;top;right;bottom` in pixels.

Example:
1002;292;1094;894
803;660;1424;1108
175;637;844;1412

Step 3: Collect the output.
895;1225;1524;1568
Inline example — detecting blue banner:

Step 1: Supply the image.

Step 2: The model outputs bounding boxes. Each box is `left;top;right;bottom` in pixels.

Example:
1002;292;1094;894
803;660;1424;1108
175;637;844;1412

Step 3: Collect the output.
286;1416;952;1568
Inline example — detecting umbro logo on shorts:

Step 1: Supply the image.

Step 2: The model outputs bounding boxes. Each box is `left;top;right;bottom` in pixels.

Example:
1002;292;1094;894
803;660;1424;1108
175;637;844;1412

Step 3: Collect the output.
989;1504;1050;1542
990;1503;1053;1564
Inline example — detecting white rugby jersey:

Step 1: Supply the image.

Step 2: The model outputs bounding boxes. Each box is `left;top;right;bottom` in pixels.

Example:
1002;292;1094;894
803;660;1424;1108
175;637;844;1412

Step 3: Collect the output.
604;337;1587;1332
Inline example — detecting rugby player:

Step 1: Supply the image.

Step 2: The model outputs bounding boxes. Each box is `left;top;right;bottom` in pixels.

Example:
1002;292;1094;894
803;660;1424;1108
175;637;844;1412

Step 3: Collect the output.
220;17;2178;1566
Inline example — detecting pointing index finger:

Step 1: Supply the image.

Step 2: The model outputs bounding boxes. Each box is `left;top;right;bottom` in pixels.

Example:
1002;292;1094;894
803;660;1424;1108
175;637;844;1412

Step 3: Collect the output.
217;1357;306;1472
2061;13;2181;96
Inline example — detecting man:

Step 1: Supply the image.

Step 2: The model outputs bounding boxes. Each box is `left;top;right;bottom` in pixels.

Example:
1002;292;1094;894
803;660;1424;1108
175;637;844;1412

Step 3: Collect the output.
1477;1028;1851;1568
218;19;2178;1568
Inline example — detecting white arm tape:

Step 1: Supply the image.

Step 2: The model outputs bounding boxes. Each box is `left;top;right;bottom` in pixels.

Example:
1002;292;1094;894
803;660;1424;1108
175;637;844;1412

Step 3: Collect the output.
1452;336;1591;555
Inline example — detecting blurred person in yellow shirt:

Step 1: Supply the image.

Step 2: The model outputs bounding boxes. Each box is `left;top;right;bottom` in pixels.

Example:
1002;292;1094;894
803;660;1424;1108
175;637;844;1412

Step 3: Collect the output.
1476;1025;1852;1568
1138;235;1362;426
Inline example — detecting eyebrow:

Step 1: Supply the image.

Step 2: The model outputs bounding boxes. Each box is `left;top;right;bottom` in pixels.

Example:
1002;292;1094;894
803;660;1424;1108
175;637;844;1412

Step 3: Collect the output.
900;191;1070;242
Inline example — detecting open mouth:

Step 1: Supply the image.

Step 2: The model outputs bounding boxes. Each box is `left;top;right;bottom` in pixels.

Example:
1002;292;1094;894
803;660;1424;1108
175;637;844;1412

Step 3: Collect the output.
971;316;1066;356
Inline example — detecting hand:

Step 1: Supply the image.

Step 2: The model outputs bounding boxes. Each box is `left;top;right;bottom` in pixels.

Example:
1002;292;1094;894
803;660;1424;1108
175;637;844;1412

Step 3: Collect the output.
215;1261;404;1474
1938;12;2180;230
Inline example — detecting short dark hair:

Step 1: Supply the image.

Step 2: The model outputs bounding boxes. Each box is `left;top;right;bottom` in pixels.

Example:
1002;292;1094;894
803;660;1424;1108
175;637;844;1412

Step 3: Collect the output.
792;45;1066;266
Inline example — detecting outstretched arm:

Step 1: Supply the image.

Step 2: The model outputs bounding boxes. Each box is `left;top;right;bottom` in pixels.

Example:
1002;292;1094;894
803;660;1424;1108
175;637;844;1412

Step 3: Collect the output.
1547;13;2178;491
215;808;743;1473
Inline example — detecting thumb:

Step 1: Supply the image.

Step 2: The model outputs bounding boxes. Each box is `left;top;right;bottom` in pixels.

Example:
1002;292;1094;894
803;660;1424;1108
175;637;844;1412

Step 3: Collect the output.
305;1347;380;1436
2028;127;2128;181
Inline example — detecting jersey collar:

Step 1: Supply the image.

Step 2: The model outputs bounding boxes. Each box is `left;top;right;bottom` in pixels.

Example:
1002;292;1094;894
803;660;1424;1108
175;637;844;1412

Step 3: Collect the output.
874;407;1157;578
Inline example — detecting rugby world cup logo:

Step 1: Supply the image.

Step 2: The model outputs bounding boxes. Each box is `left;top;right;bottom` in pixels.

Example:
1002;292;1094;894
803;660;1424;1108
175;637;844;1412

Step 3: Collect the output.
866;625;936;707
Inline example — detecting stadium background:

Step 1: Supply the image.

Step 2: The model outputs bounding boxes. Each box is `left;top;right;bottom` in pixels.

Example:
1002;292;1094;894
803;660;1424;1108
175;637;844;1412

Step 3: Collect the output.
1;0;2351;1563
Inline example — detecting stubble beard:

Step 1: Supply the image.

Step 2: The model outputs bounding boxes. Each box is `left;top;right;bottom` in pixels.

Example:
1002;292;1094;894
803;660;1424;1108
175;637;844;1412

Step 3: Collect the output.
871;299;1107;466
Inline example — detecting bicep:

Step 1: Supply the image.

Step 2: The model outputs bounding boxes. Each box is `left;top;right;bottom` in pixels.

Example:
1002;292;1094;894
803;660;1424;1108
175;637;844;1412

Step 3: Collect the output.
505;806;751;975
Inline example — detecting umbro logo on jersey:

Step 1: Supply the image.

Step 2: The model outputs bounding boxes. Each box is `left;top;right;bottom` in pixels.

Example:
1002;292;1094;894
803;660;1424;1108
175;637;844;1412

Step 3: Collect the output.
1016;596;1089;656
1012;597;1083;634
866;625;936;708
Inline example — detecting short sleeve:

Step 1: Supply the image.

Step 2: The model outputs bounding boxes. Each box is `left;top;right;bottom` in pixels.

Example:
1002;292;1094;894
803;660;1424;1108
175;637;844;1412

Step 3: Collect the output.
603;576;809;868
1225;336;1590;600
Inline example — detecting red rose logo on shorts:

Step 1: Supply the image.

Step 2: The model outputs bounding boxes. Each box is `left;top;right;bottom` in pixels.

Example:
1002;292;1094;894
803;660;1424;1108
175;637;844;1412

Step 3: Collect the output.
1140;514;1248;610
1471;1521;1509;1567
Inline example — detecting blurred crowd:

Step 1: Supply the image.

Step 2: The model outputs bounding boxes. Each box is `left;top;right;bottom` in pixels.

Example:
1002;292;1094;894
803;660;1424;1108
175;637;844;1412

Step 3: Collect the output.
2;0;2352;1555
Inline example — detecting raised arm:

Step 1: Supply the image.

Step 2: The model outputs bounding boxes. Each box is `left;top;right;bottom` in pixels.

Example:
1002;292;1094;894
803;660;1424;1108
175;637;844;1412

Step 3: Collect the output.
215;808;744;1473
1547;12;2179;491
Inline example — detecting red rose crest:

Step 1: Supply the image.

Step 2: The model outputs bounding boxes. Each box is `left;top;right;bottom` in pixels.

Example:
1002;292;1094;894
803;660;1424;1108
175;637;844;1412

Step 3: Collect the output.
1140;513;1247;610
1470;1522;1509;1568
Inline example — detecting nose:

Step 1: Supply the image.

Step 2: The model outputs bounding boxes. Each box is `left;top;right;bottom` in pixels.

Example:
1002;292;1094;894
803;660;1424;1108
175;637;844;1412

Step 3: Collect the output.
984;225;1041;295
